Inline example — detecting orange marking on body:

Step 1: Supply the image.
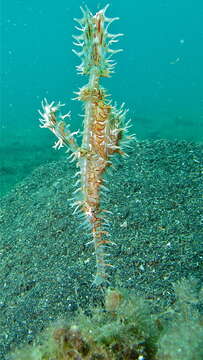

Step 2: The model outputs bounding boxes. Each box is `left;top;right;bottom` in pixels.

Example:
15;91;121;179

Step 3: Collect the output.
96;239;111;246
98;19;101;33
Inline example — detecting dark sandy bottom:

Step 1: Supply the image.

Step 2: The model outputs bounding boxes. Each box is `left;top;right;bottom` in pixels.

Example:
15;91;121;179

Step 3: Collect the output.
0;140;202;359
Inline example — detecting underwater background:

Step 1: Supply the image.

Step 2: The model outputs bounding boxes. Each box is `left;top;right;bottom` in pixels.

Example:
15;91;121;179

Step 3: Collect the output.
1;2;203;359
1;0;203;196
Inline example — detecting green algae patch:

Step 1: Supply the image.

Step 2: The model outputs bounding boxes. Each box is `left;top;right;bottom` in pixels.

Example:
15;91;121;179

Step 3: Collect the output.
10;280;203;360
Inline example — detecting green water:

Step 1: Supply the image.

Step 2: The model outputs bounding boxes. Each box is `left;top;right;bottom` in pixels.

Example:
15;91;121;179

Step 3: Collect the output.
1;0;203;196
